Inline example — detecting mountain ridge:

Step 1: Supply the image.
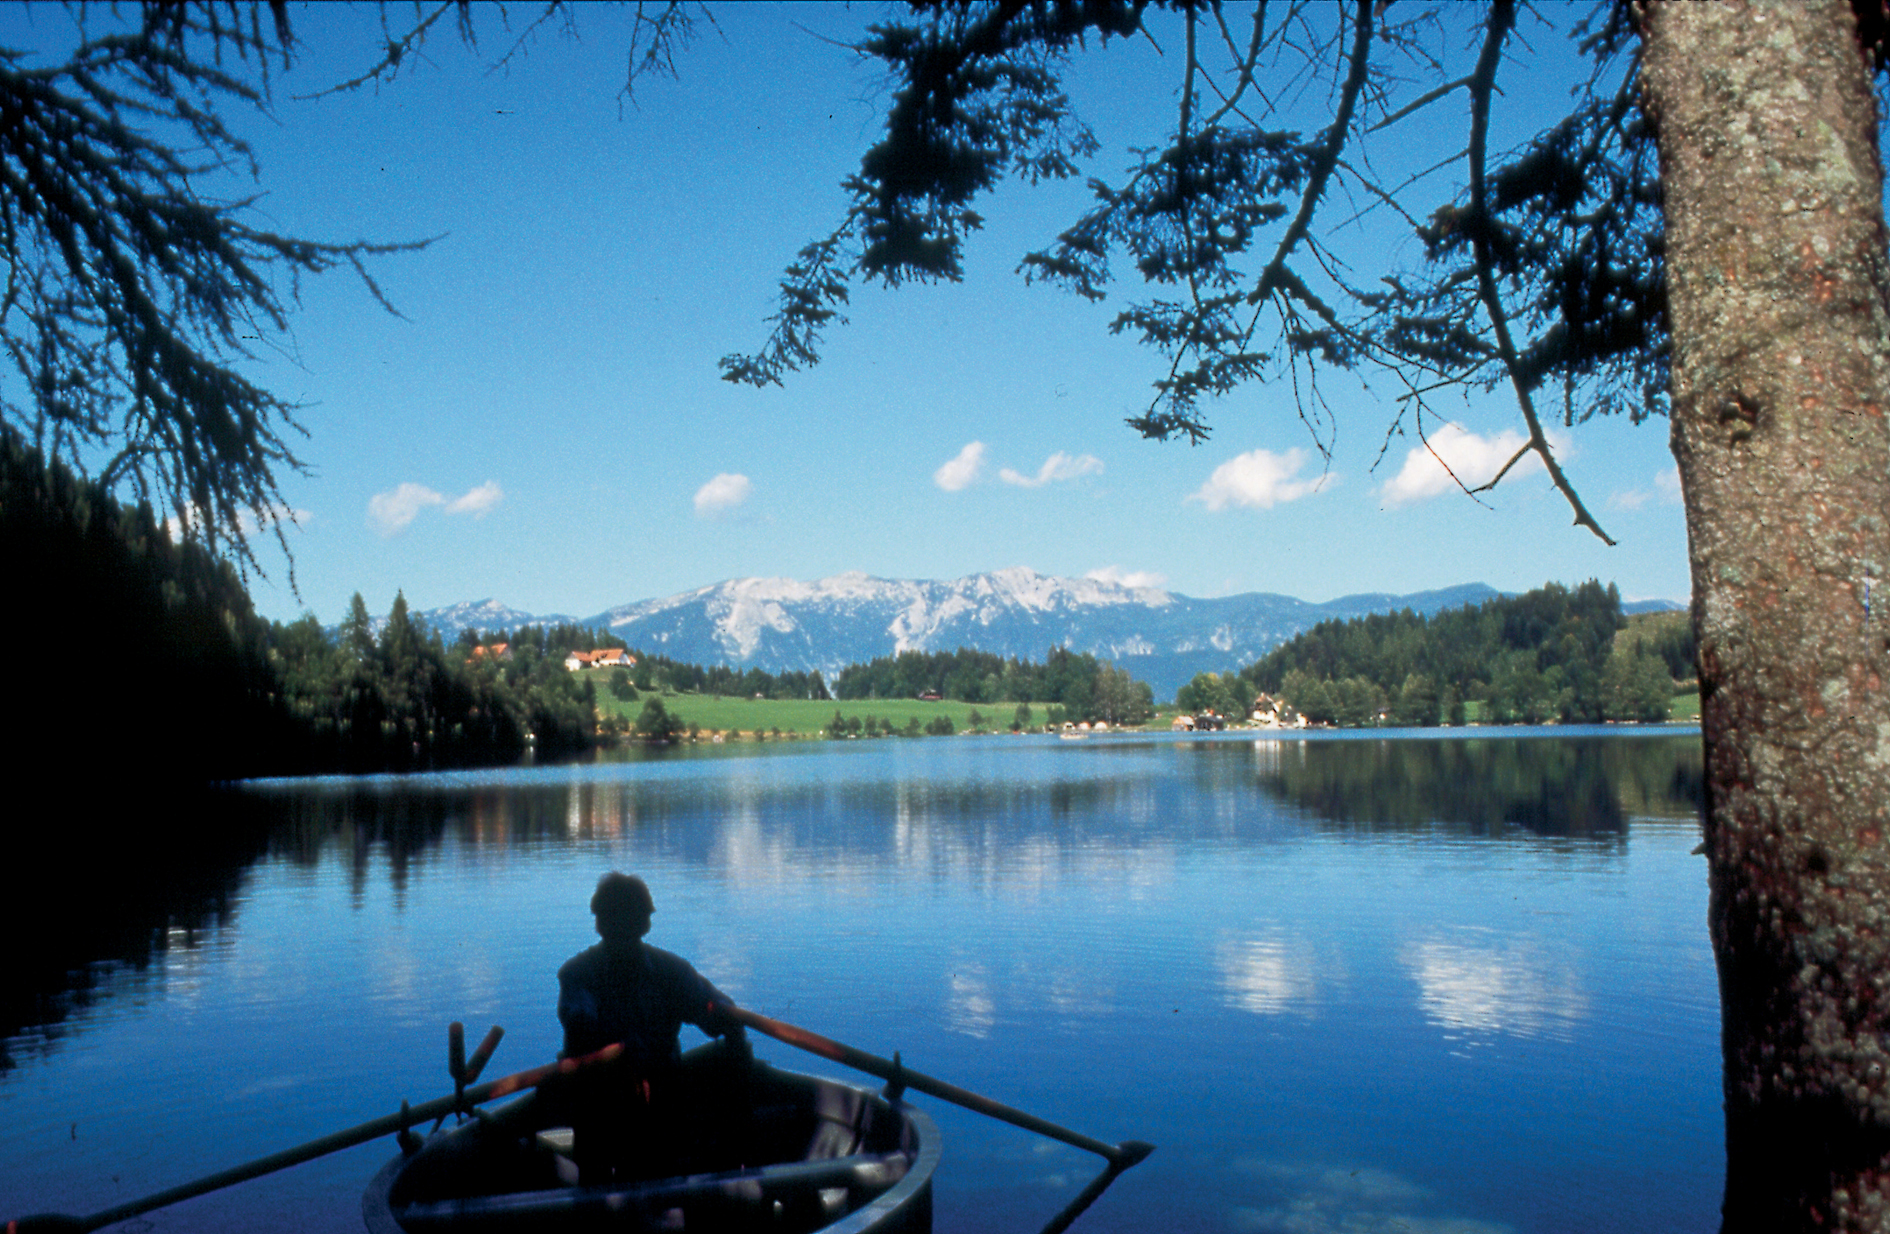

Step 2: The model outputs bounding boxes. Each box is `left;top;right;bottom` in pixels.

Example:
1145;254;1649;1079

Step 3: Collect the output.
395;569;1680;700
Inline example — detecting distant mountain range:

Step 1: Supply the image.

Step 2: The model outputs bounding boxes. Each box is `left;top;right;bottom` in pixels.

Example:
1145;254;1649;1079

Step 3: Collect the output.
402;569;1683;701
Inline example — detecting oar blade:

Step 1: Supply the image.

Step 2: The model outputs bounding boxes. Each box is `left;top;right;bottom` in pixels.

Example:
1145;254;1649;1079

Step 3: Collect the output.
6;1213;92;1233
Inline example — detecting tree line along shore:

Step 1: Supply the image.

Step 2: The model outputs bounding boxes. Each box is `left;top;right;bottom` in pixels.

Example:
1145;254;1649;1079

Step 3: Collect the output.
6;433;1696;787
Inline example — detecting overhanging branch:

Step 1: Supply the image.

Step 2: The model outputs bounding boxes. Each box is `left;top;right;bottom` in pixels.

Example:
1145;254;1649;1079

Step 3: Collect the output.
1464;0;1614;545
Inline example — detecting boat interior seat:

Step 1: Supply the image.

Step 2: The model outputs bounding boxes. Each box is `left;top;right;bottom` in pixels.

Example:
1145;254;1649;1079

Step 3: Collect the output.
802;1083;870;1161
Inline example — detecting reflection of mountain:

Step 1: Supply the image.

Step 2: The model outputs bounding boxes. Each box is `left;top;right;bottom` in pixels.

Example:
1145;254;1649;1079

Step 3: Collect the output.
1248;734;1704;842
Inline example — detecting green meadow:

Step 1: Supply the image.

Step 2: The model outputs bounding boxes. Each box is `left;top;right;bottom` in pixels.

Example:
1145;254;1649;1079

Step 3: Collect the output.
586;683;1699;737
592;688;1062;736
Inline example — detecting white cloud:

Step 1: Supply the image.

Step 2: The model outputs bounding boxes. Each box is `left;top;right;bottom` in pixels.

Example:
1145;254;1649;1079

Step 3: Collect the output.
1188;448;1329;511
368;482;445;536
998;451;1104;488
694;472;752;516
1377;422;1546;507
445;480;504;517
1610;464;1684;512
369;481;506;536
934;441;987;492
1087;565;1168;589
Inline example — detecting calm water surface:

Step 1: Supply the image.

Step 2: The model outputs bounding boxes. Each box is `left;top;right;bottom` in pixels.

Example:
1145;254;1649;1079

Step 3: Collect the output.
1;730;1717;1233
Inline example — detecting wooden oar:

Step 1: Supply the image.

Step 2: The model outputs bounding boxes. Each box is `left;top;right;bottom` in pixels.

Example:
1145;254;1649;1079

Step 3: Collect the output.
4;1036;621;1234
719;1003;1153;1234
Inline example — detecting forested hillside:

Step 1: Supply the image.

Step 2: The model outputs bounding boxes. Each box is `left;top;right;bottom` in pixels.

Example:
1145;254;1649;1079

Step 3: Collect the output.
2;428;292;789
1232;581;1691;727
264;603;604;772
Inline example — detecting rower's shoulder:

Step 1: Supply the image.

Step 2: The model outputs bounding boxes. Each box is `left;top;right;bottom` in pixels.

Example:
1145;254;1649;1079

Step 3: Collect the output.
641;943;703;980
557;943;606;983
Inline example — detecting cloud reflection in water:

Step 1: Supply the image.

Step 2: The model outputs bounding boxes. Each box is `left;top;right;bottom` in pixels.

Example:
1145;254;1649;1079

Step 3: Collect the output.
1230;1158;1513;1234
1216;930;1331;1016
1400;930;1588;1043
945;962;997;1037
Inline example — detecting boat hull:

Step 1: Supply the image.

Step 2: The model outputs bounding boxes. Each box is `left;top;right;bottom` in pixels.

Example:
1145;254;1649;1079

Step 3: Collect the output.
362;1042;939;1234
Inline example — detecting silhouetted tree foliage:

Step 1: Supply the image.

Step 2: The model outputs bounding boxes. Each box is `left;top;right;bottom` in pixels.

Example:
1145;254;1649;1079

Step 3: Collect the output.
0;4;428;571
267;602;601;771
724;1;1670;543
0;1;711;570
0;425;295;785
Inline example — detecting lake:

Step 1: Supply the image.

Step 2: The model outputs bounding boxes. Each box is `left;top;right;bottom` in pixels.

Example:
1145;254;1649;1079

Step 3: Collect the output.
0;729;1720;1234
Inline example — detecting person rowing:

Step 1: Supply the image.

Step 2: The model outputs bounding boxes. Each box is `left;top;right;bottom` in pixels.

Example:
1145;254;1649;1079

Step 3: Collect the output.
554;872;748;1182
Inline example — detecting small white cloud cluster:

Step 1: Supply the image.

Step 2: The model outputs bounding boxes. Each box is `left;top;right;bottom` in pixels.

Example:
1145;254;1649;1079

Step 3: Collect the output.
368;480;503;537
1188;447;1330;510
933;441;1103;492
694;472;752;517
999;451;1103;488
930;422;1565;521
1610;465;1685;511
934;442;987;492
1375;422;1552;506
1086;565;1167;589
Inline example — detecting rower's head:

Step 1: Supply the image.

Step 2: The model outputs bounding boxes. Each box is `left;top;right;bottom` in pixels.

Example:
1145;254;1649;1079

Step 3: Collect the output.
592;872;654;944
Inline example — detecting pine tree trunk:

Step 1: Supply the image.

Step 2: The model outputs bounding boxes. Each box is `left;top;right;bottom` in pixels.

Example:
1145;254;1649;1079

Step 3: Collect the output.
1641;2;1890;1228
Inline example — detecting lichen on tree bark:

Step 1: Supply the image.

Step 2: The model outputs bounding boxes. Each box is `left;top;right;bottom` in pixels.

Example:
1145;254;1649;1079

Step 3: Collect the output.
1642;1;1890;1228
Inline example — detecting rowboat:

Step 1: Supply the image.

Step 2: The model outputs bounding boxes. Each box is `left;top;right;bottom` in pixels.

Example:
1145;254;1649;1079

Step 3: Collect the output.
361;1039;941;1234
7;1008;1142;1234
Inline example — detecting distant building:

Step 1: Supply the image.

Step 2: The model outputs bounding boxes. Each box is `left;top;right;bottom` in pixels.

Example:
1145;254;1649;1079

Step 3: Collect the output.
565;648;637;671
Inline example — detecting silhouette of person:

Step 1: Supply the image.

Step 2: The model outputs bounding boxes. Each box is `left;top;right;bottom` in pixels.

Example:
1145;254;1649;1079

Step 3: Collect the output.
556;872;746;1180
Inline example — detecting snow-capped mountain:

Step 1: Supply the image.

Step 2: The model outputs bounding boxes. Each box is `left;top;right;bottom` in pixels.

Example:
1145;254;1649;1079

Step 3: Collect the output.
421;598;579;636
417;568;1509;699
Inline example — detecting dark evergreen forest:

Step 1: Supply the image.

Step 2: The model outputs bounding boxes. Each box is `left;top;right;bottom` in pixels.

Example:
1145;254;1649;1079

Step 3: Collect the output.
1234;581;1693;727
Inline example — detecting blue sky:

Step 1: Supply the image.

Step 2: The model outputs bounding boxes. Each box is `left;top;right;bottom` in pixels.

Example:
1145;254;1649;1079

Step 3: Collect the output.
9;4;1689;625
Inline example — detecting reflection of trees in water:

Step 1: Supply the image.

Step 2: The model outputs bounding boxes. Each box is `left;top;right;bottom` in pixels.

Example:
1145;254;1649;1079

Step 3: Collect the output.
1249;735;1704;842
10;738;1702;1059
2;788;267;1072
250;772;1170;886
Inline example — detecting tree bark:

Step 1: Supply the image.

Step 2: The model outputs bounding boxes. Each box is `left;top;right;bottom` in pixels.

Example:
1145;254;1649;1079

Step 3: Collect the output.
1641;2;1890;1229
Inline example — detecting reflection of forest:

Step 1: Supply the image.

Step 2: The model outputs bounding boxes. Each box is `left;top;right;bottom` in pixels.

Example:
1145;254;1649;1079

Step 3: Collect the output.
1249;734;1704;841
250;771;1175;886
10;736;1702;1066
3;790;267;1073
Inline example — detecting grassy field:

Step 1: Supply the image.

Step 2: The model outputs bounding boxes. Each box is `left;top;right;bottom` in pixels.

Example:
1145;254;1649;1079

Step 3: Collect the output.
593;689;1054;736
587;682;1704;736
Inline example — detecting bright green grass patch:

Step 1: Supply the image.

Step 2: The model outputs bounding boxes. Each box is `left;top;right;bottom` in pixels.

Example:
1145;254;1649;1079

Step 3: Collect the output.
595;690;1055;735
1668;690;1701;723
